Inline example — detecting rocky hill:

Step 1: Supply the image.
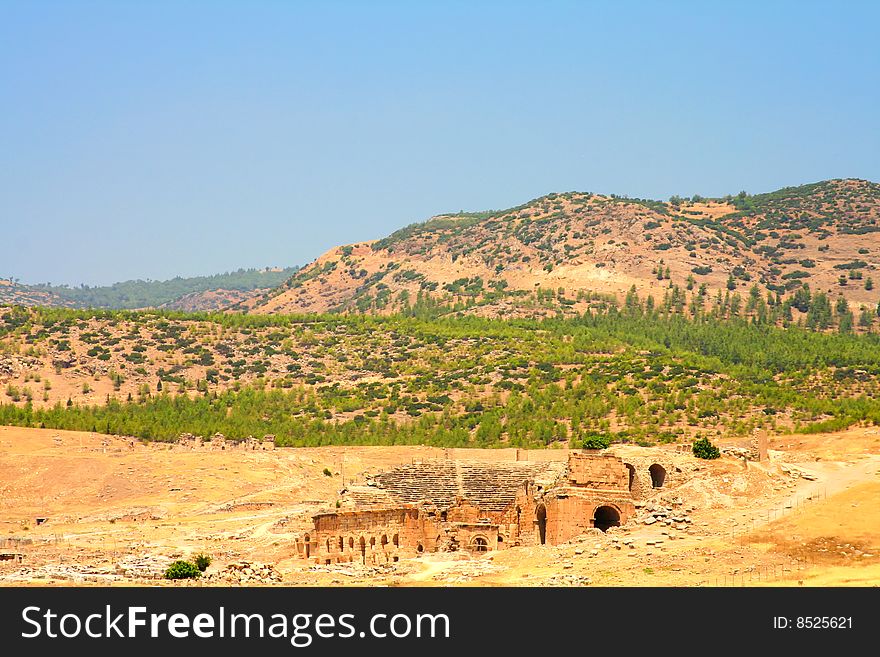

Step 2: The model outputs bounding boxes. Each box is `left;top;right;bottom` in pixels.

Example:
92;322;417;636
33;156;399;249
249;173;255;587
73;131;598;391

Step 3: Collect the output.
250;179;880;318
0;280;74;308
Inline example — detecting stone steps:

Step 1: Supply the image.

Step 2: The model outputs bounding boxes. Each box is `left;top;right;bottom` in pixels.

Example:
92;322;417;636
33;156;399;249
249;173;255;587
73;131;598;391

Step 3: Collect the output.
366;460;565;512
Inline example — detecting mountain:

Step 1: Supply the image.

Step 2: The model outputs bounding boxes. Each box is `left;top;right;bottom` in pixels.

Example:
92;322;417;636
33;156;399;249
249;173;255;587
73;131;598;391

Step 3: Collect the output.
0;267;299;311
249;179;880;319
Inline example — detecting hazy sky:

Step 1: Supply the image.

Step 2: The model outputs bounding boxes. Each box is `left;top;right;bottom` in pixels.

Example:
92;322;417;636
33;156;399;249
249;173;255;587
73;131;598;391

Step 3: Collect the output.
2;1;879;286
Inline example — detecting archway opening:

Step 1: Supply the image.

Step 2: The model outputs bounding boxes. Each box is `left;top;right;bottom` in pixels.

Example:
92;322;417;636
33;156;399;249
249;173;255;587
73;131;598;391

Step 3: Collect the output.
593;506;621;532
381;534;388;547
536;503;547;545
625;463;636;491
417;542;424;553
472;536;489;552
649;464;666;488
304;534;311;559
359;536;366;564
392;533;399;547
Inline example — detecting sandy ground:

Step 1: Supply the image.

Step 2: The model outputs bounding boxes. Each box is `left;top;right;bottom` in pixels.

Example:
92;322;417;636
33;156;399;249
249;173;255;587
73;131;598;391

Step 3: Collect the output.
0;425;878;587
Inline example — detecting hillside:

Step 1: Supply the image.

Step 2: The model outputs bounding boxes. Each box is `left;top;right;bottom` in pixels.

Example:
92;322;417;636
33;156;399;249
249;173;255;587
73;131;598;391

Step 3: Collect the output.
0;267;298;311
3;306;880;447
250;179;880;321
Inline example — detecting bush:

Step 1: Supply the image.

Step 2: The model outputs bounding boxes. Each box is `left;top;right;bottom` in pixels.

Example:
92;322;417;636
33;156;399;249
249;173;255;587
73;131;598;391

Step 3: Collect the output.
323;467;333;477
581;432;611;450
164;560;202;580
692;437;720;460
192;553;212;572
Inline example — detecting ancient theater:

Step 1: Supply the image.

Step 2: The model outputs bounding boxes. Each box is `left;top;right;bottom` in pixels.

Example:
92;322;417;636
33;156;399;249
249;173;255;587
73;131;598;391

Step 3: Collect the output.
295;450;664;564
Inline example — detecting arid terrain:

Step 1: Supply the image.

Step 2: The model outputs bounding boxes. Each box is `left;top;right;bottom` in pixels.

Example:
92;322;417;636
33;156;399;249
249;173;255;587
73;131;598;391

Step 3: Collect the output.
251;179;880;318
3;179;880;589
1;425;878;587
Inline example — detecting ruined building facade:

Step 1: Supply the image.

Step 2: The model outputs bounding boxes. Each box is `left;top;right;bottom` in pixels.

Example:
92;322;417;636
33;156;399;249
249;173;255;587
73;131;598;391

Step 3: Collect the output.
296;451;653;565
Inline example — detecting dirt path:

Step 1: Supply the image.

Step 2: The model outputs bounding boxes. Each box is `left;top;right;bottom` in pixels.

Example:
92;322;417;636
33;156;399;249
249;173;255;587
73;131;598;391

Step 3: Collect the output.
727;455;880;534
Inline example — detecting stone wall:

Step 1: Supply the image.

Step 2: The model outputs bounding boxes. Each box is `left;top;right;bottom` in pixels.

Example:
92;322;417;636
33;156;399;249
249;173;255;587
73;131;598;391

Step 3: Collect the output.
297;504;516;564
300;507;433;564
567;451;630;490
539;493;635;545
609;447;685;500
175;432;276;451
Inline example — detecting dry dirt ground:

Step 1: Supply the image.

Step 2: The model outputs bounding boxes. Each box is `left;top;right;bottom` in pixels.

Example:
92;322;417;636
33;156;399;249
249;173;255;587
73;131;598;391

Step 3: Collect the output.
1;425;878;587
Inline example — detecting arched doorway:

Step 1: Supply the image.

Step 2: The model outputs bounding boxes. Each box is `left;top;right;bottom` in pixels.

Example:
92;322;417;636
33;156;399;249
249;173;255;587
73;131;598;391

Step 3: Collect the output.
304;534;311;559
593;506;621;532
625;463;636;491
472;536;489;553
536;503;547;545
649;464;666;488
359;536;366;564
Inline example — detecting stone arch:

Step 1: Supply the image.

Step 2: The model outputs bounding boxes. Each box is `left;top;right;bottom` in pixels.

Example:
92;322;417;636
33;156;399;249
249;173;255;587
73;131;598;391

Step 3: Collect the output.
593;505;621;532
472;536;489;552
392;533;399;547
417;542;424;553
381;534;388;546
338;536;344;551
359;536;366;563
370;536;376;548
624;463;636;491
304;534;311;559
348;536;354;549
536;503;547;545
649;464;666;488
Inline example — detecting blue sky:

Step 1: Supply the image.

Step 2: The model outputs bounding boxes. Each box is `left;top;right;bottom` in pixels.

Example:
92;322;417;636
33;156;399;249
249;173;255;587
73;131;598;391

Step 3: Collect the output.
2;1;878;285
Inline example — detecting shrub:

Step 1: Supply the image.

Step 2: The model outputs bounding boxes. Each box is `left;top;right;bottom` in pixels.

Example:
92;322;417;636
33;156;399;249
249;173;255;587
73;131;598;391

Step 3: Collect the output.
164;560;201;580
692;437;720;460
323;467;333;477
581;432;611;450
192;553;212;572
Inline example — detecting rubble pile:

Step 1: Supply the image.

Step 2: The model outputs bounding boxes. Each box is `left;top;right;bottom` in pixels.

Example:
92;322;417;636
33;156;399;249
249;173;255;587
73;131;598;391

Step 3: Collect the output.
634;497;695;531
207;561;283;584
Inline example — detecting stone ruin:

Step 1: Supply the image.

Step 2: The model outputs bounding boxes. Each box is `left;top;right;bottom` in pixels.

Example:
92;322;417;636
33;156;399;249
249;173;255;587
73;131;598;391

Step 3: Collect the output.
294;450;684;565
175;432;276;451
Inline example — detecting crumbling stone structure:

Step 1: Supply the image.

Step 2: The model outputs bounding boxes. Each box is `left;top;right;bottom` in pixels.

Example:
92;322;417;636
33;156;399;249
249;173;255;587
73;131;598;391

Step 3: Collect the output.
610;448;683;500
296;451;637;564
175;432;276;451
